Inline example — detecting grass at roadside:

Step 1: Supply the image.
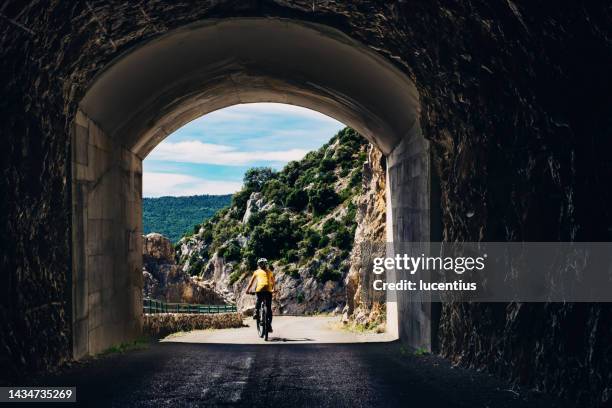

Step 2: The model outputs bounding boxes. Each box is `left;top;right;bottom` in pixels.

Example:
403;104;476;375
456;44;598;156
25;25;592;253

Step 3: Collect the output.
161;328;218;340
163;331;189;339
99;337;152;357
329;320;386;334
399;345;430;357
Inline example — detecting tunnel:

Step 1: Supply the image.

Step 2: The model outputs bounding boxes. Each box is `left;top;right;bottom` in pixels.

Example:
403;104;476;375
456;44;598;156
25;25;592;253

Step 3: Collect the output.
72;17;431;357
1;1;611;406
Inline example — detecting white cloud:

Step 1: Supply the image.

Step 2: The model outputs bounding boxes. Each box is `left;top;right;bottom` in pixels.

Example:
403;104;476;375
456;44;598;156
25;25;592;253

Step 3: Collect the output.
143;172;242;197
147;140;309;165
179;103;344;132
209;103;342;123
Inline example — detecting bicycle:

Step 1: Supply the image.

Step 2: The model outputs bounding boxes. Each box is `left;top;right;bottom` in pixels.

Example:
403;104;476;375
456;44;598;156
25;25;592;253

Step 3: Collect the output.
247;291;270;341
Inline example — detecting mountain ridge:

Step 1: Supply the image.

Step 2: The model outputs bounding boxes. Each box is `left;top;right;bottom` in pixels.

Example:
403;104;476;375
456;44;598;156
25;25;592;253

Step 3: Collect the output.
143;194;232;242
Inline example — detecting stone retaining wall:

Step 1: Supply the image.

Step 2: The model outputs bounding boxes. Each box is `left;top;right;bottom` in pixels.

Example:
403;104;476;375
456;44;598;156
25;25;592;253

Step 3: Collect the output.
143;313;244;338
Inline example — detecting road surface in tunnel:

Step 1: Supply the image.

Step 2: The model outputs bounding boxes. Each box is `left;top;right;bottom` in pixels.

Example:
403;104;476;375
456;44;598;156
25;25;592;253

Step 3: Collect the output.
37;317;571;407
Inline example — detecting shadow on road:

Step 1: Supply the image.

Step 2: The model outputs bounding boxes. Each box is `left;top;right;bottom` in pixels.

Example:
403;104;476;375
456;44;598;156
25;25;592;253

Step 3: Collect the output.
268;337;315;342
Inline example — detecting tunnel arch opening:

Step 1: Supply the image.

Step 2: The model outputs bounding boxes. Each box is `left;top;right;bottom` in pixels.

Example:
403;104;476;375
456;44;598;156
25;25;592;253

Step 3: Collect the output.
72;17;433;358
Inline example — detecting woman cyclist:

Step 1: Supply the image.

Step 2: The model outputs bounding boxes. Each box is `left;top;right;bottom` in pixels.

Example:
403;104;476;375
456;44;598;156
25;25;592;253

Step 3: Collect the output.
246;258;275;332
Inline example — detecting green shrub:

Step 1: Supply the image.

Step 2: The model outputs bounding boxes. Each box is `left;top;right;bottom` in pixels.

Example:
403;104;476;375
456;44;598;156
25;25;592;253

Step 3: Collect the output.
285;189;308;211
319;157;335;171
262;179;289;204
246;212;300;260
337;127;365;151
244;167;276;192
299;229;321;256
282;161;302;186
187;253;204;276
332;227;353;250
344;202;357;224
295;167;318;189
286;267;300;279
298;246;313;259
315;263;342;282
318;246;332;257
200;227;213;245
283;249;299;263
334;145;354;162
247;226;272;258
302;150;324;167
322;218;340;235
242;249;258;271
218;240;241;262
348;168;362;188
317;171;337;185
308;186;340;215
211;218;241;250
246;209;265;230
339;186;355;202
318;235;330;248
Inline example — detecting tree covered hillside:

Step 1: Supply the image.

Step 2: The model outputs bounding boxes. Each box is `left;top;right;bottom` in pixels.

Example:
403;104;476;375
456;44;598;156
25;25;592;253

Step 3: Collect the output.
177;128;371;314
143;195;231;242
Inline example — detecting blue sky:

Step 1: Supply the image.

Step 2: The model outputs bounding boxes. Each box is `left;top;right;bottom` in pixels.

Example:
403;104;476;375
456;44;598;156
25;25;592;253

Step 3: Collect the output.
143;103;345;197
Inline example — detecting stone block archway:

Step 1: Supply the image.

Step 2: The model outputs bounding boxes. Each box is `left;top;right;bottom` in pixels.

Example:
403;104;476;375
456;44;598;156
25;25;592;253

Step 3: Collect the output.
72;18;434;358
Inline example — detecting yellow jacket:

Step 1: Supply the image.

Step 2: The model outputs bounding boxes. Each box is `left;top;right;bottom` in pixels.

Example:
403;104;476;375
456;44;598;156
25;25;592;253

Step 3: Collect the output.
253;268;275;292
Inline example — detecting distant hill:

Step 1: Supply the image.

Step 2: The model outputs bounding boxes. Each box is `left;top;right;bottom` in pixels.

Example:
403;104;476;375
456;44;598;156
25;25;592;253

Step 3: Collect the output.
143;195;232;242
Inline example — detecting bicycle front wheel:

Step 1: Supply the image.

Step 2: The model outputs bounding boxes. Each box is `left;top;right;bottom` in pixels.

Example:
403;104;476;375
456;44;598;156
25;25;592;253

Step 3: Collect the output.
257;307;265;338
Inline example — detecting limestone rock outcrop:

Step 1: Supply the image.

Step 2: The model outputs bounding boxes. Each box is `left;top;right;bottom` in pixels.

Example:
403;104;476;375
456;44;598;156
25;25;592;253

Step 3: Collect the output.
142;233;229;305
143;232;175;261
344;145;387;330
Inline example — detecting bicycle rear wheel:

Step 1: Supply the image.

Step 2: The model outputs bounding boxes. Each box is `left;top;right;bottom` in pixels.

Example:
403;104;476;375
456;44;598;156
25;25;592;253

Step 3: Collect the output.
261;305;268;341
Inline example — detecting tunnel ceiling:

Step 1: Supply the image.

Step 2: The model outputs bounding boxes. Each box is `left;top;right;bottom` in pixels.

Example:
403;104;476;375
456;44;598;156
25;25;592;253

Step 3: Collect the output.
78;18;420;158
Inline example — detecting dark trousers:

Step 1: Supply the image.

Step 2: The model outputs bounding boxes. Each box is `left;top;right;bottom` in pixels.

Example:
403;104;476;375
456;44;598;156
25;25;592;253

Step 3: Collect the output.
255;291;273;324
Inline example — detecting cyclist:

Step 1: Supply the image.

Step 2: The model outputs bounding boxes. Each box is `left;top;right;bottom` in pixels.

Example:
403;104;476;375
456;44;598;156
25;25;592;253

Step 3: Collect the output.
246;258;275;332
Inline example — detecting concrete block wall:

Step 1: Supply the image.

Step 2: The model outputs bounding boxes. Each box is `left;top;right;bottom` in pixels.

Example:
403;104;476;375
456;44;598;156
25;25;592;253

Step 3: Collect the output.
385;123;434;350
71;110;143;358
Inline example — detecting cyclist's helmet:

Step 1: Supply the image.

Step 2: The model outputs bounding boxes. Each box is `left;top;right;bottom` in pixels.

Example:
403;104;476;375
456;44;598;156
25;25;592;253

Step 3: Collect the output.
257;258;268;268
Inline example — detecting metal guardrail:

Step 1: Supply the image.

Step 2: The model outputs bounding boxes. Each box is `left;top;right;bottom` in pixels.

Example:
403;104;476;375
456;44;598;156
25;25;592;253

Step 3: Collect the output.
143;298;237;314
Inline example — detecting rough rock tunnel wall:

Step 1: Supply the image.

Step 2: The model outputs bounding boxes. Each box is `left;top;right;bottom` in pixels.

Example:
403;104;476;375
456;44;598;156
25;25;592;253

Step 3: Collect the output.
0;1;610;405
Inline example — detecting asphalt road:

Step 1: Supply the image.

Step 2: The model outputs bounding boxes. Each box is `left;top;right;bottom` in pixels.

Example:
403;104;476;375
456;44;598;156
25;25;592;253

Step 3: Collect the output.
34;319;571;408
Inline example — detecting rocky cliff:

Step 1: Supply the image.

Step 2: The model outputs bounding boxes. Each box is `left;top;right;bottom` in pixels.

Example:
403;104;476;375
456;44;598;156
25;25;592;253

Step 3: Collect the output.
142;233;230;305
176;129;382;316
343;146;387;330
